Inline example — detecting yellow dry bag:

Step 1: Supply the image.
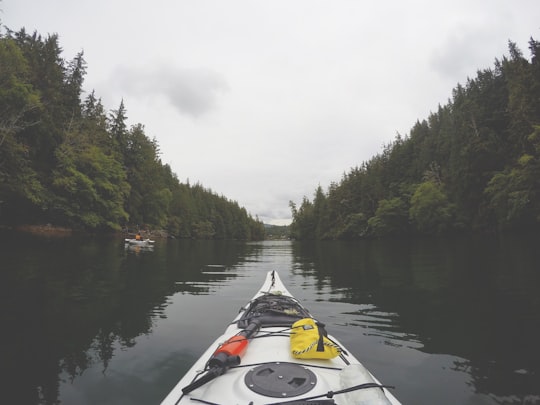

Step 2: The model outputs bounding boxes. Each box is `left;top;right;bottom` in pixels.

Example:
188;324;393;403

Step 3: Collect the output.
290;318;341;360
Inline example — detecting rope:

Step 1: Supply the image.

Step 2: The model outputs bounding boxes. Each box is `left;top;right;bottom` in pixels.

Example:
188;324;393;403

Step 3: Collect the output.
231;360;343;371
265;382;396;405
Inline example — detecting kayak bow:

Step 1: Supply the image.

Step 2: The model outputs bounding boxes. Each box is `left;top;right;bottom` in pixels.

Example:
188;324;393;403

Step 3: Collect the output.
161;270;401;405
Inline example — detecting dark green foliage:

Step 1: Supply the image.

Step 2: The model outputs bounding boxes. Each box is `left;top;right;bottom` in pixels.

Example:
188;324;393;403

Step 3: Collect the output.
409;181;454;235
0;34;46;222
50;125;130;229
367;197;409;237
291;38;540;238
289;197;316;239
0;28;264;239
484;126;540;230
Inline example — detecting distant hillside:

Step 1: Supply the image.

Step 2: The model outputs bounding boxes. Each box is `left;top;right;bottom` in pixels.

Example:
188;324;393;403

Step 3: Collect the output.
264;224;290;240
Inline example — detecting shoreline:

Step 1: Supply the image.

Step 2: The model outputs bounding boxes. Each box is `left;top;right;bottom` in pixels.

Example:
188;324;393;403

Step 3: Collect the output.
3;224;170;239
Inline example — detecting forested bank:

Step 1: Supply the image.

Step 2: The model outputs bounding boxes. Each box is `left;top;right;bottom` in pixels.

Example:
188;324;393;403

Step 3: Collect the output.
0;27;265;239
290;39;540;239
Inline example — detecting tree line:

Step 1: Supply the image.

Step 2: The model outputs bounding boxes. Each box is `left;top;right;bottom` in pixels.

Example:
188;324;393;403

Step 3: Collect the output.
290;39;540;239
0;27;265;239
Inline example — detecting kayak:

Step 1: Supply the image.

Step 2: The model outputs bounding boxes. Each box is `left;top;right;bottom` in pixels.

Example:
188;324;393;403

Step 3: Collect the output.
124;242;154;252
161;270;401;405
124;238;155;245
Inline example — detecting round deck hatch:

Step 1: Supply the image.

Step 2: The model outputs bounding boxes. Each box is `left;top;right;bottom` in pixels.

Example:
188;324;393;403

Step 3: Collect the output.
245;362;317;398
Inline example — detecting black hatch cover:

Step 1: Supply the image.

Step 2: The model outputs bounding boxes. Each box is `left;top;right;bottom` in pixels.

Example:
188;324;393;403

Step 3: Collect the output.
245;362;317;398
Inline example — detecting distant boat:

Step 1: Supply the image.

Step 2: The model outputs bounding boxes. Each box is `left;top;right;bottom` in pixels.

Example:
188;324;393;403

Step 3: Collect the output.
124;240;154;252
124;238;155;246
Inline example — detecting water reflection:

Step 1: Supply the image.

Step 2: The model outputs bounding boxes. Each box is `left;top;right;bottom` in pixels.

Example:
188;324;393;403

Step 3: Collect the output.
0;234;259;405
2;234;539;405
290;236;540;404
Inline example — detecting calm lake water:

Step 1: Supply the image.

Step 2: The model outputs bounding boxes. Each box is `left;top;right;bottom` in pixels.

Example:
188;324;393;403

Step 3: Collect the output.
1;232;539;405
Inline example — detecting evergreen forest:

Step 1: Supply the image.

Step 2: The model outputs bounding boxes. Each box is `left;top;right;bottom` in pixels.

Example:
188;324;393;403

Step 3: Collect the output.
290;39;540;239
0;27;265;240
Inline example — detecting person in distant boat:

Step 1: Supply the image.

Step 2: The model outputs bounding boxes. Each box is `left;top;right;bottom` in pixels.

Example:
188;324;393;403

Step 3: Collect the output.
135;232;142;241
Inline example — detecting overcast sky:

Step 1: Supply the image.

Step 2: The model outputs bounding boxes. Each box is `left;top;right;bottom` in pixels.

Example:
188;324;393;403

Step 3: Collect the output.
2;1;539;225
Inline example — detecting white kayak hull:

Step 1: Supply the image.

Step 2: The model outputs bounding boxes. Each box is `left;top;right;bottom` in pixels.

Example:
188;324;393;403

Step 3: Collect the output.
161;271;401;405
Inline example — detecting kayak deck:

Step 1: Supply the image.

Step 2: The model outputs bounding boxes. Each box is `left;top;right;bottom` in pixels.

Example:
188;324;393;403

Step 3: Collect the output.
161;271;401;405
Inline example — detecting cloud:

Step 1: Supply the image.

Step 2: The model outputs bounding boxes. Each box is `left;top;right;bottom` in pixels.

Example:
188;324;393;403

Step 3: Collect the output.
110;65;229;118
429;13;513;82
